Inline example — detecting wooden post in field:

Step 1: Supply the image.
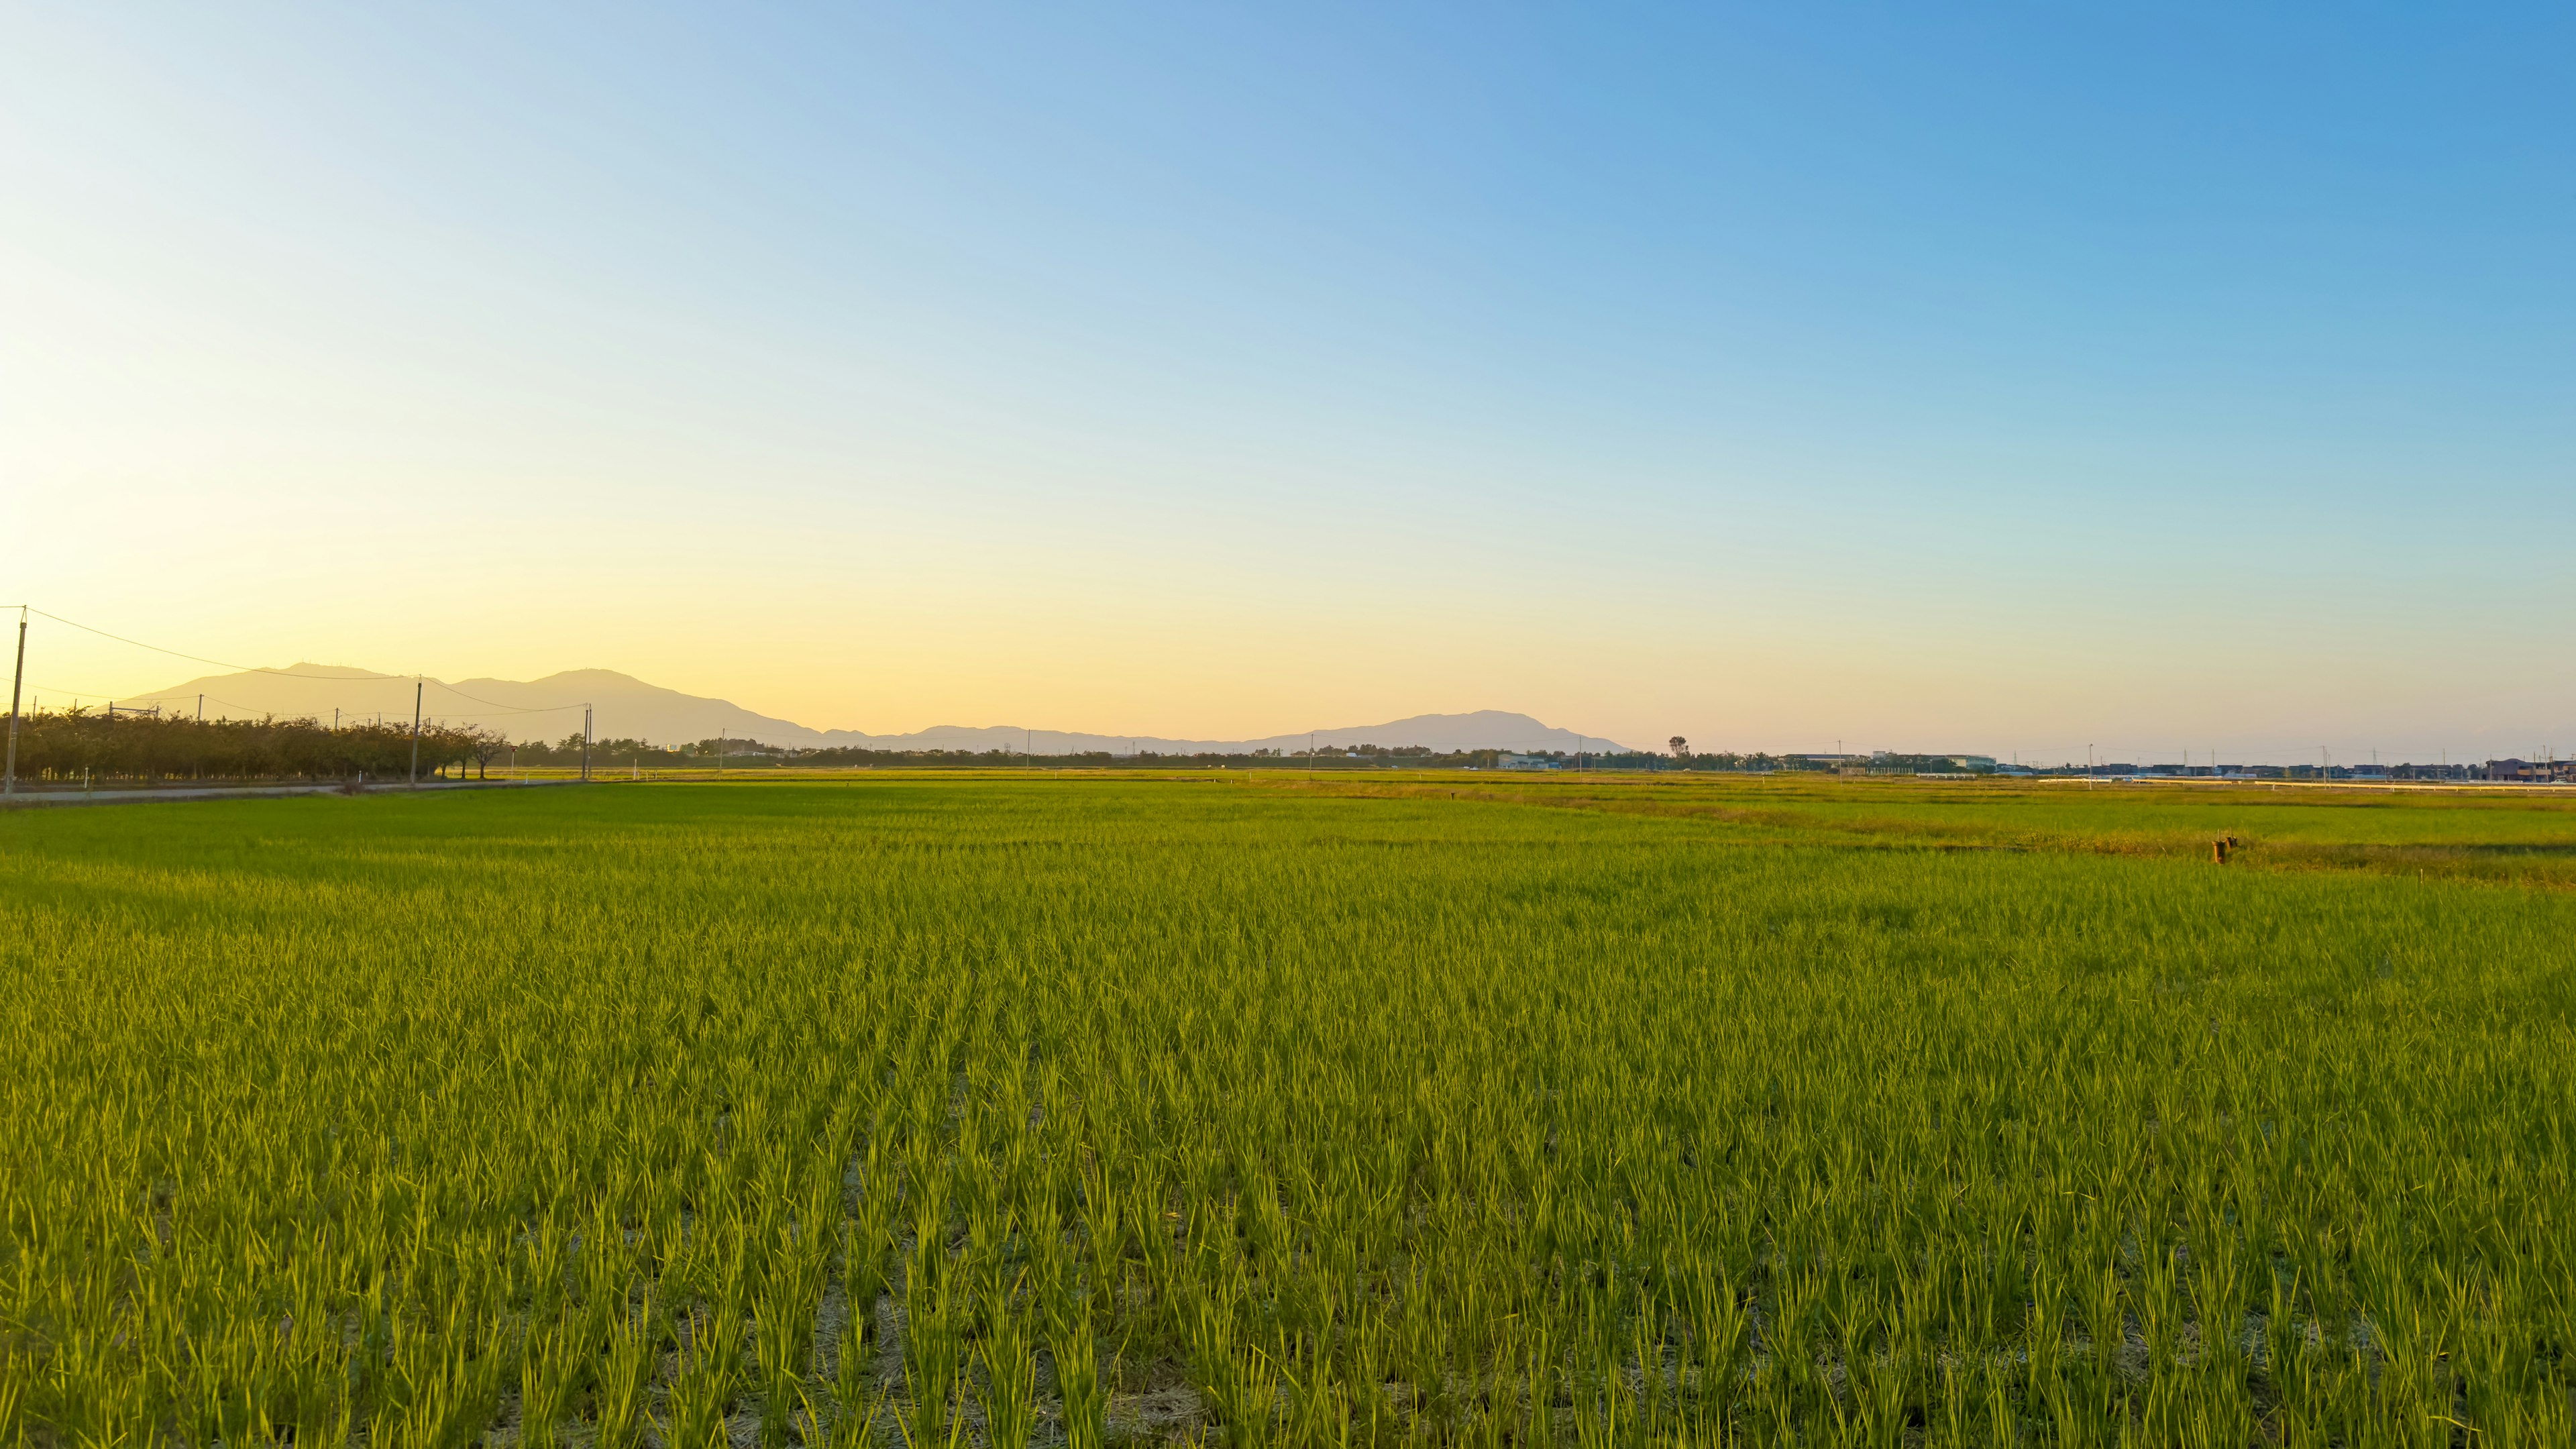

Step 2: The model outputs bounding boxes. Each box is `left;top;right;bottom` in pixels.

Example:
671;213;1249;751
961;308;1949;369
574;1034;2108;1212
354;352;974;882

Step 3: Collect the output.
3;607;24;798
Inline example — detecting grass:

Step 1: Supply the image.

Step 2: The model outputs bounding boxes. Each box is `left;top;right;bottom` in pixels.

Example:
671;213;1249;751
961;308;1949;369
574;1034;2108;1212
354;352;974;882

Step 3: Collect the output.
3;772;2572;1446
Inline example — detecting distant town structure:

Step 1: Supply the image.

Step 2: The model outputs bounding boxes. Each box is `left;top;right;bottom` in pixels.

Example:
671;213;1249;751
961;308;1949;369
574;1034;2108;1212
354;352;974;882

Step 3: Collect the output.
1496;753;1563;771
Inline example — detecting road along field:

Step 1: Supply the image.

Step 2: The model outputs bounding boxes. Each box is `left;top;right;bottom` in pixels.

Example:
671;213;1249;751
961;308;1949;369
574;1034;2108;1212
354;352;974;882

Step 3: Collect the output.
3;774;2571;1446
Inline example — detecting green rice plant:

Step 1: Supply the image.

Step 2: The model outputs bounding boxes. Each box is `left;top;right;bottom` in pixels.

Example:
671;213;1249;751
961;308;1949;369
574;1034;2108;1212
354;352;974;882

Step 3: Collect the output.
2042;1370;2106;1449
1340;1303;1393;1447
374;1321;502;1449
1184;1275;1281;1448
1513;1316;1557;1449
1044;1279;1107;1449
974;1286;1040;1449
1678;1256;1746;1433
708;1224;756;1366
830;1304;880;1445
1021;1177;1068;1309
514;1313;584;1449
898;1264;961;1449
843;1213;890;1349
665;1306;741;1449
0;1366;27;1449
1981;1352;2022;1448
592;1289;657;1449
1392;1267;1452;1436
753;1291;810;1449
1763;1258;1827;1423
802;1375;883;1449
904;1157;952;1299
2023;1264;2067;1391
1274;1328;1348;1449
2131;1234;2183;1377
1570;1341;1620;1449
1936;1353;1974;1447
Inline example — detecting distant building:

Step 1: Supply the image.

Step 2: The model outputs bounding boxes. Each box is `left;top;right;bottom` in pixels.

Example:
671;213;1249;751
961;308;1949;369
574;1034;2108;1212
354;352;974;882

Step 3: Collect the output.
1496;753;1562;771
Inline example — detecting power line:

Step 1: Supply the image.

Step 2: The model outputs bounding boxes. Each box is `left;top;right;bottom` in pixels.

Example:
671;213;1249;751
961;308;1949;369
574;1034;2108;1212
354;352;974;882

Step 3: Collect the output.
425;681;585;714
32;682;262;711
120;690;575;722
30;684;530;724
30;608;400;682
22;606;589;716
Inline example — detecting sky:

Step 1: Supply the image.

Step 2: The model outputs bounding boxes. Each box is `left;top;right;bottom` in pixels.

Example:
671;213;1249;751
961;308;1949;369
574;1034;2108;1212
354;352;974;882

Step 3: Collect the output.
4;3;2570;763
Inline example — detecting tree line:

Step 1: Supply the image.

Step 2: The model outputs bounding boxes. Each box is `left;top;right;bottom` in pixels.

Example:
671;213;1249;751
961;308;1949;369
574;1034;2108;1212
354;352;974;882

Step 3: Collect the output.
1;710;1996;785
3;708;508;786
496;741;1878;771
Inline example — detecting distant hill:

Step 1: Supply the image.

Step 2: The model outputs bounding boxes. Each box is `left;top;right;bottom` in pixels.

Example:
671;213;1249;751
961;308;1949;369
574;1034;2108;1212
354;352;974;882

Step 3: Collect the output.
844;710;1636;757
124;665;1643;754
125;665;812;748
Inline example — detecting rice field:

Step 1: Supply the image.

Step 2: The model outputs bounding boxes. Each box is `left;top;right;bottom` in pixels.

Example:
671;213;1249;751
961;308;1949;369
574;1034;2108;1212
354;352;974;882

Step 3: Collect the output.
4;773;2572;1446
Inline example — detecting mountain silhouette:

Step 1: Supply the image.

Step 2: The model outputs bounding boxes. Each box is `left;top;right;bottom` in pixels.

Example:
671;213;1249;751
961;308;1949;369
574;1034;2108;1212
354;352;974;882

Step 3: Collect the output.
123;666;1643;754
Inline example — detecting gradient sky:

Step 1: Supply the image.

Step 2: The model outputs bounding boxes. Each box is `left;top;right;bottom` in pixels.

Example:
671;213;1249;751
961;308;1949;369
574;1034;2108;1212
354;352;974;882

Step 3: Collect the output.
5;4;2570;763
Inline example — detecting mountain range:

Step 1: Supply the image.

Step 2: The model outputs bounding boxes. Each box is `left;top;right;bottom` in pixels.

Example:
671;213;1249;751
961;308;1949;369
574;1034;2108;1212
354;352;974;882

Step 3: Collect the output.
121;665;1644;755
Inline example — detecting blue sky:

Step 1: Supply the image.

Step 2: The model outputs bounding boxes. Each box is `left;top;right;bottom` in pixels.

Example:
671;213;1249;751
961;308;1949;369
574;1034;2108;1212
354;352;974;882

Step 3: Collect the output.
5;4;2570;759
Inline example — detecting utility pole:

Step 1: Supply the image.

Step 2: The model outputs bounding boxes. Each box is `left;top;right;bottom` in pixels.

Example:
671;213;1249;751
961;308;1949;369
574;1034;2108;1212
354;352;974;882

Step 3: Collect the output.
717;729;724;779
3;607;25;798
409;681;423;787
582;706;592;782
197;694;204;722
